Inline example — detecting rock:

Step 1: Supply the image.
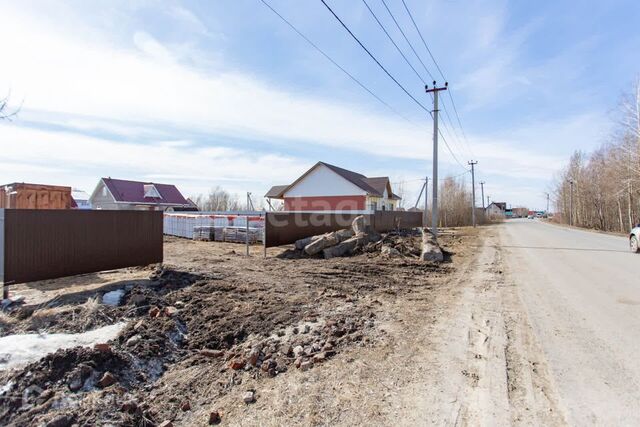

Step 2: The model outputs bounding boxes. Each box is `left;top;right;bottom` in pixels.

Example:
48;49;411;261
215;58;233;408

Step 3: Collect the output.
44;414;73;427
149;306;161;318
201;349;225;358
133;320;145;330
121;400;138;414
164;306;179;317
420;228;444;262
303;325;311;334
208;411;222;424
94;343;111;353
261;359;277;373
248;349;261;366
313;352;327;363
381;245;402;258
322;342;334;351
294;358;302;368
68;364;93;392
129;294;147;306
243;391;255;404
299;360;314;371
126;335;141;346
281;344;293;357
98;371;116;388
181;401;191;411
229;359;246;370
158;421;173;427
293;345;304;358
36;389;55;405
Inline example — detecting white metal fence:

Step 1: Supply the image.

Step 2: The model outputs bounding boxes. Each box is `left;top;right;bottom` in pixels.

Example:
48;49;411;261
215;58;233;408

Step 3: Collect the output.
163;212;265;242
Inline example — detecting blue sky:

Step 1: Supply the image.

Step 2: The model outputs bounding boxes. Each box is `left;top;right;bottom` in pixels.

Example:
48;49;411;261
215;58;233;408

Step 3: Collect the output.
1;0;639;210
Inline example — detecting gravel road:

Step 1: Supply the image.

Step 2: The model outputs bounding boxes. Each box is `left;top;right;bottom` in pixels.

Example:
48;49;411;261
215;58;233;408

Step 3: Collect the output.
499;219;640;425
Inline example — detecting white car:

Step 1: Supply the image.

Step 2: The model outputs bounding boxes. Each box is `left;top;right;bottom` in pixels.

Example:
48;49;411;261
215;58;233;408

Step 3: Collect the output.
631;225;640;253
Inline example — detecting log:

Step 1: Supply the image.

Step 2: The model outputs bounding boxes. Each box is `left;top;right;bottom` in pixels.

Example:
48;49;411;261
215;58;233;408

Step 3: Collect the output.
420;228;444;262
304;232;339;256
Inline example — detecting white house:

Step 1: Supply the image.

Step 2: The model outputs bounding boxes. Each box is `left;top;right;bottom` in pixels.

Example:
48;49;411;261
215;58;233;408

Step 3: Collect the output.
265;161;401;212
89;178;193;211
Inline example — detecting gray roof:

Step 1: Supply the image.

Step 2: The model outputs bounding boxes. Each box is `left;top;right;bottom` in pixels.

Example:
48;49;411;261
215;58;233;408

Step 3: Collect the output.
264;185;289;198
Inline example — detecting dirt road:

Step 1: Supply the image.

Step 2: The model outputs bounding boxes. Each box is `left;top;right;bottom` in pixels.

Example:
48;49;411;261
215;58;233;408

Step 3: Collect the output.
498;219;640;425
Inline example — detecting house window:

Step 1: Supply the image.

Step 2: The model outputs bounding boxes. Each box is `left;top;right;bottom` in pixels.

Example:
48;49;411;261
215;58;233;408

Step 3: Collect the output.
369;202;376;212
144;184;162;199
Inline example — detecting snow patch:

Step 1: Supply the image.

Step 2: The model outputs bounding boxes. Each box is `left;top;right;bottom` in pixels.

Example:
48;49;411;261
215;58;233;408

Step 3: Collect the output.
102;289;125;306
0;323;126;371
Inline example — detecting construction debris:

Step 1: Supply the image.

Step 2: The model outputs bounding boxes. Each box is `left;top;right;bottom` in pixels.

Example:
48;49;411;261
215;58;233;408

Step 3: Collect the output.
292;215;443;262
421;228;444;262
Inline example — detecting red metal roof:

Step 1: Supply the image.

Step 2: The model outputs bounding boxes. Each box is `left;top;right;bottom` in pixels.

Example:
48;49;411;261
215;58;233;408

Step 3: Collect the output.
102;178;189;206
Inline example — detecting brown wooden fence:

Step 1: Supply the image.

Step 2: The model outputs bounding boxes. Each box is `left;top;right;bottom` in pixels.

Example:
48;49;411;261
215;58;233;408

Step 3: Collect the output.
264;211;422;248
0;209;163;285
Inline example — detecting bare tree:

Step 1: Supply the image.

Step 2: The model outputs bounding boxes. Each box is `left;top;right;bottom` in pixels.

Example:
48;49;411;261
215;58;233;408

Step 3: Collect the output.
0;92;21;120
553;79;640;231
191;186;243;211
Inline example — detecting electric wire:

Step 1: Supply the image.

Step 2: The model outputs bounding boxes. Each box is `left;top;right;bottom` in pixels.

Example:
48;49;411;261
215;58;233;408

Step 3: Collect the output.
401;0;476;158
258;0;418;126
319;0;430;113
361;0;425;85
380;0;470;161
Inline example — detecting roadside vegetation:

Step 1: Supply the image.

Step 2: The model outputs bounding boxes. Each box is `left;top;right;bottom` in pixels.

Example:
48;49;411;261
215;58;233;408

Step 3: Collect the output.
554;78;640;232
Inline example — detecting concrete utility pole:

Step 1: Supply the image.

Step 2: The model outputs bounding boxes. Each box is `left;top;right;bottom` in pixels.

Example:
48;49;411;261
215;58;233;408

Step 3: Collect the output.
569;179;574;226
480;181;486;221
468;161;478;227
545;192;550;214
426;81;448;237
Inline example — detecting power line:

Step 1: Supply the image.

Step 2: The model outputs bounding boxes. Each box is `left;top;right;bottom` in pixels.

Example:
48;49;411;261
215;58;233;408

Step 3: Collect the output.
401;0;476;158
363;0;468;162
319;0;430;113
381;0;470;160
259;0;417;126
361;0;425;85
380;0;434;81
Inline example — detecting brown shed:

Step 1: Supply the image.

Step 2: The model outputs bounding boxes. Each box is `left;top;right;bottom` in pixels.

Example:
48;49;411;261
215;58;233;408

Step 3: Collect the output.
0;183;74;210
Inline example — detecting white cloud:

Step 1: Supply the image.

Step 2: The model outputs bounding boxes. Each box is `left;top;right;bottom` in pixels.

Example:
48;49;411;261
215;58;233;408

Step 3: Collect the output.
0;124;307;197
0;1;605;211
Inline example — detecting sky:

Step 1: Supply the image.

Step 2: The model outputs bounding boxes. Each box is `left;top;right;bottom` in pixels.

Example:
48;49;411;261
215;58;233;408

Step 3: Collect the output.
1;0;639;210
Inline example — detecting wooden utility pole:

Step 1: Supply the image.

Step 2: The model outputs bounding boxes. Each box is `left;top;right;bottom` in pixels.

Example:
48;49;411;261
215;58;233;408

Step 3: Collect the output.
426;81;447;237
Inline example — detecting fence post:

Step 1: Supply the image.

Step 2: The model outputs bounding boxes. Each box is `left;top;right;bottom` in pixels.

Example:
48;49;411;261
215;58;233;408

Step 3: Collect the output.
263;213;267;259
245;215;249;256
0;209;5;299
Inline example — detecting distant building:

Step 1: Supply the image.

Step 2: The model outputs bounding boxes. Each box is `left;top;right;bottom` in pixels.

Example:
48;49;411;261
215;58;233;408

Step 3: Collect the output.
71;189;92;210
89;178;192;211
265;161;401;212
486;202;507;217
0;182;73;209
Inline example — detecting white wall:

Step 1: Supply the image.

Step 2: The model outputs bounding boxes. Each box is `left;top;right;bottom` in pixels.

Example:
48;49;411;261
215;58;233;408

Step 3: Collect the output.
284;164;366;197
